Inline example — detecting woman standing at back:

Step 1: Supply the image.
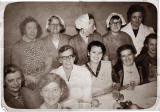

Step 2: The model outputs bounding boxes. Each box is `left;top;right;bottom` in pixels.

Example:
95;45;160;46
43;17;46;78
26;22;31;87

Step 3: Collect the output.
121;4;154;55
42;15;71;69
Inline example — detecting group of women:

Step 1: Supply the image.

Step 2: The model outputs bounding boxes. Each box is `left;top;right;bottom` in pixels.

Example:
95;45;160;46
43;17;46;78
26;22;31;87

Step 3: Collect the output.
4;4;157;109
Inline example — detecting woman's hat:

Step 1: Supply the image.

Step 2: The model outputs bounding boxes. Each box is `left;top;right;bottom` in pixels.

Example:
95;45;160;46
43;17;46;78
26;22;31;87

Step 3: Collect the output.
75;13;90;29
46;15;65;30
106;12;126;28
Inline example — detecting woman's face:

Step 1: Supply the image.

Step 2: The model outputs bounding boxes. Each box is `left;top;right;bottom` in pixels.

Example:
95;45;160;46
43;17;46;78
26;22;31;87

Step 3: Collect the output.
130;12;143;28
120;49;134;66
147;38;157;57
88;46;103;64
49;17;61;34
5;71;22;93
59;49;75;70
109;19;122;33
25;21;38;40
41;82;62;106
83;19;95;36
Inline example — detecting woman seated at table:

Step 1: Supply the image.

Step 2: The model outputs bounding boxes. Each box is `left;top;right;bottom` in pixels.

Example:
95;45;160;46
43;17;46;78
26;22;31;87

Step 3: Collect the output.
51;45;92;109
136;33;157;83
112;44;145;90
84;41;113;97
4;64;26;109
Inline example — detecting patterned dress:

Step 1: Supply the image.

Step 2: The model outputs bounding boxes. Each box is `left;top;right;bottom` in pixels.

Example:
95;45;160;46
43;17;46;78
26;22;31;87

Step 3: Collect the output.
11;39;47;78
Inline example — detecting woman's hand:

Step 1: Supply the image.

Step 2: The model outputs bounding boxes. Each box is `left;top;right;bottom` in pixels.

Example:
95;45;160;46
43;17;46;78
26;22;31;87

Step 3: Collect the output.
124;81;136;90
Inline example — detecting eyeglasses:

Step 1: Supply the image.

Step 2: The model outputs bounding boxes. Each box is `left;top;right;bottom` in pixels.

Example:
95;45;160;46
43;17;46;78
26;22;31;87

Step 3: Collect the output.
49;23;60;27
59;55;74;60
110;21;122;25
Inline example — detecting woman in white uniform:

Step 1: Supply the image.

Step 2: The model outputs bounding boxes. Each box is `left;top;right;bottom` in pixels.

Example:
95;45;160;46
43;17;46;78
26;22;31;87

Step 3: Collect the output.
51;45;92;109
121;4;154;55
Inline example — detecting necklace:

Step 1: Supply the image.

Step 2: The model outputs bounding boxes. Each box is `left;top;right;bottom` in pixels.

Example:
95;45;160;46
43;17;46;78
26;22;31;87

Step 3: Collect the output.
85;61;101;77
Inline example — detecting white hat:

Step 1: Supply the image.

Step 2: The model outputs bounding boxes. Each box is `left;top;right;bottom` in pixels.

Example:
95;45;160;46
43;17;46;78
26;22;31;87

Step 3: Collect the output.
75;14;90;29
106;12;126;28
46;15;65;30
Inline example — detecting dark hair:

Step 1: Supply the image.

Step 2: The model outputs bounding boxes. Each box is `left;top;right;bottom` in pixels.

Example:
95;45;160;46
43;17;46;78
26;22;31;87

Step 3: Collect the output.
117;44;136;58
19;16;42;38
140;33;157;54
46;16;65;33
58;45;76;56
115;44;136;66
111;15;121;21
88;13;95;20
117;44;137;57
4;64;24;87
88;41;106;56
38;73;69;102
108;15;122;31
144;33;157;46
127;4;145;22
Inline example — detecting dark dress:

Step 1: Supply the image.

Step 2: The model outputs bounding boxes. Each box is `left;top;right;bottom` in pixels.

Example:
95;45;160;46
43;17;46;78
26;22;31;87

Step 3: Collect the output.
136;52;157;83
4;89;26;109
112;62;145;88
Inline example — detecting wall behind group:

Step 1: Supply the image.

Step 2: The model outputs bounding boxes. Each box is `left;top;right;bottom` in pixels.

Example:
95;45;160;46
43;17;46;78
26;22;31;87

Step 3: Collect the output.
4;2;157;65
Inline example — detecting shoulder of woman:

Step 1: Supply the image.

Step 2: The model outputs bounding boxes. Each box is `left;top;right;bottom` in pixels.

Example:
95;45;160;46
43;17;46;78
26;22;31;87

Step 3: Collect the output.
101;60;112;69
101;60;111;65
102;32;111;42
141;24;154;32
71;34;80;39
75;65;91;74
120;31;132;40
50;66;62;73
40;35;49;41
121;23;130;30
61;33;72;38
93;31;101;37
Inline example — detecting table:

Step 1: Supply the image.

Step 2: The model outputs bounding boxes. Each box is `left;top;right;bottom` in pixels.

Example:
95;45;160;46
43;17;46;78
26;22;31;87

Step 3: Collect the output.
95;81;157;109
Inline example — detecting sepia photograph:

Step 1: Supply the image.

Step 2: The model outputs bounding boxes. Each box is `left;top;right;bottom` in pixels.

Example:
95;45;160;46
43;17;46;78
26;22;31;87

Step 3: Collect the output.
0;0;159;111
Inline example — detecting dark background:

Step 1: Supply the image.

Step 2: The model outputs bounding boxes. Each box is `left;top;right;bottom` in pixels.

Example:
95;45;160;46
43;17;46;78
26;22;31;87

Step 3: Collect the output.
4;2;157;65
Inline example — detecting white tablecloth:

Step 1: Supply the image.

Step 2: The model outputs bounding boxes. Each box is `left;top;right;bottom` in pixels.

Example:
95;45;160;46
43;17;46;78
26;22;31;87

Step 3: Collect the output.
95;81;157;109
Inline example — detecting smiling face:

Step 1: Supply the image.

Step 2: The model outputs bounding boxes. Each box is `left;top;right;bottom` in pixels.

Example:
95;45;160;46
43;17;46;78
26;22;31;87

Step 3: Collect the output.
109;19;122;33
130;12;143;29
88;46;103;64
40;82;62;106
147;38;157;57
25;21;38;40
59;49;75;70
5;71;22;93
49;17;61;34
120;49;134;66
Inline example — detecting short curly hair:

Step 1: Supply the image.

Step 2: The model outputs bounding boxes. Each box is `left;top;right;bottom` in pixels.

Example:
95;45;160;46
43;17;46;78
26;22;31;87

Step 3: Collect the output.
19;16;42;38
38;73;69;102
4;64;24;87
117;44;137;58
127;4;145;23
